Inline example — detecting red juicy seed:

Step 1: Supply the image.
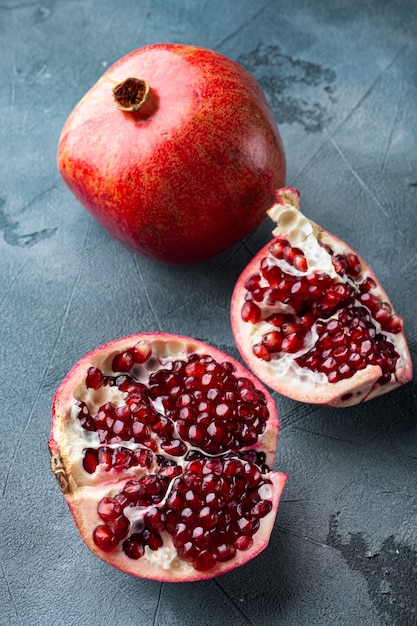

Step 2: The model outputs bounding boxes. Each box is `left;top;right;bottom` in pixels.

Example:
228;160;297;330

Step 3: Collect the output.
244;273;261;291
112;447;133;470
332;255;347;275
123;535;145;560
86;366;104;389
141;475;165;496
112;350;134;372
360;276;377;292
177;541;199;562
187;459;204;474
97;497;123;521
270;239;289;259
144;507;166;533
383;313;403;334
193;550;218;572
173;522;190;548
345;253;362;277
98;446;113;469
159;464;182;479
261;262;282;287
203;458;224;475
93;525;118;552
184;361;206;377
142;529;163;550
133;448;154;468
161;439;188;456
82;448;99;474
216;543;236;562
241;300;262;323
166;490;183;510
131;421;150;441
184;489;202;509
348;352;366;369
293;254;308;272
358;292;380;314
321;357;337;373
198;506;218;530
253;343;271;361
251;499;273;518
152;415;174;437
131;340;152;364
122;480;147;503
191;526;210;549
267;312;294;328
234;535;254;551
281;333;304;353
107;515;130;540
111;419;131;440
262;331;283;353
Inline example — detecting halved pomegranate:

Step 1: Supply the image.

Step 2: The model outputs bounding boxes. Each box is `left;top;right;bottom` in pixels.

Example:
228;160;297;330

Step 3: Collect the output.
49;333;286;581
231;187;412;407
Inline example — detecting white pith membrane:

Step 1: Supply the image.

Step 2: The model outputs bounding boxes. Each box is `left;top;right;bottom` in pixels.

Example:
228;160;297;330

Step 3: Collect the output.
231;188;412;407
49;334;286;582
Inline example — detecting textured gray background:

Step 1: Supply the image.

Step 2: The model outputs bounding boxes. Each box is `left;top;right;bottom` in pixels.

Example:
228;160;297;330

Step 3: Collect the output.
1;1;416;625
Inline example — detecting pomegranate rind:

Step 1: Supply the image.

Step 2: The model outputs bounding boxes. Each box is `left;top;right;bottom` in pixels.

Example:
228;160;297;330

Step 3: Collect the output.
57;44;286;264
231;189;413;407
49;333;284;581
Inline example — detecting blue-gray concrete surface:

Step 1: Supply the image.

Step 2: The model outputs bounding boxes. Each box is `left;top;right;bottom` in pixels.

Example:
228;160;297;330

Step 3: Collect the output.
1;1;416;624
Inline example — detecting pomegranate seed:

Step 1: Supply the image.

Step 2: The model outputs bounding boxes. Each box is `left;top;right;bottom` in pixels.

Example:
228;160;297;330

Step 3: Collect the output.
161;439;187;456
93;525;118;552
142;529;163;550
270;239;288;259
107;515;130;540
244;273;261;291
144;507;166;532
281;332;304;353
360;276;377;292
98;446;113;469
86;366;104;389
253;343;271;361
123;534;145;559
131;340;152;363
112;351;134;372
216;543;236;561
122;480;147;503
262;331;283;353
234;535;254;551
97;497;123;521
251;499;273;518
83;448;99;474
177;541;198;562
193;550;217;571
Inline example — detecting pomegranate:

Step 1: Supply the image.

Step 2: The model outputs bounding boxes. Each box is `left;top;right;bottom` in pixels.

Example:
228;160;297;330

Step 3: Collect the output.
57;43;286;265
49;333;286;581
231;187;412;407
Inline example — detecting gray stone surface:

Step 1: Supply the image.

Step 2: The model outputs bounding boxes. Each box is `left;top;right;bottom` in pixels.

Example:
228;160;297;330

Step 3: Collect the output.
1;1;416;624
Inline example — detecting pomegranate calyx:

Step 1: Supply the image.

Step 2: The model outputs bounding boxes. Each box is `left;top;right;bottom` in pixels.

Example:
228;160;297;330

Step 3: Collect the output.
50;452;70;494
112;77;151;112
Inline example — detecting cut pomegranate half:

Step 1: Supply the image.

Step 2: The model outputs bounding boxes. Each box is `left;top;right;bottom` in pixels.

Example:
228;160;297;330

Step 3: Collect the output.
49;333;286;581
231;187;412;407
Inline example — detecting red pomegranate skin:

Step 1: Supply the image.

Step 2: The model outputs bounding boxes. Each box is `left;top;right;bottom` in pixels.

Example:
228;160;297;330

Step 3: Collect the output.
57;44;286;265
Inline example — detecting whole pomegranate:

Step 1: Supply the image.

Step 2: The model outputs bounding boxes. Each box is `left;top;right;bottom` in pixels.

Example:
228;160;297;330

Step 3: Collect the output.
49;333;286;581
57;44;286;264
231;187;412;407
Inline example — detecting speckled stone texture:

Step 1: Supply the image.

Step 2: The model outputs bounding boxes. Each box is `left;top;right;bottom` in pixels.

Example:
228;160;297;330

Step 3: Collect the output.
1;1;416;624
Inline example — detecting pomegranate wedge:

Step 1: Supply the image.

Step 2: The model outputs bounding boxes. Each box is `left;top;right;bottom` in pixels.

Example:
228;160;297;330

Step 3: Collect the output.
231;187;412;407
49;333;286;581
